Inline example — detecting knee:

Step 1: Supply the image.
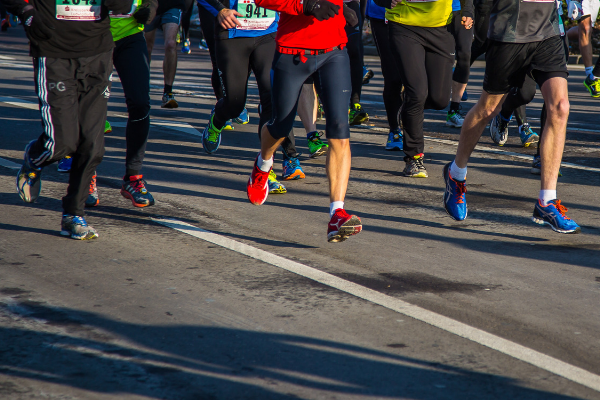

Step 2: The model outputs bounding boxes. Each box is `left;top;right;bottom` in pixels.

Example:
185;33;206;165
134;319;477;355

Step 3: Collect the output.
427;95;448;110
128;102;150;121
165;39;177;52
547;98;570;122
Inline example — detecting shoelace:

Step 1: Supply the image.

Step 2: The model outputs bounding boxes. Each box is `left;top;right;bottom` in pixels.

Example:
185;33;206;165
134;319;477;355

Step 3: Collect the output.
455;181;467;204
288;158;301;169
129;178;147;192
89;176;96;194
552;200;570;219
310;132;324;142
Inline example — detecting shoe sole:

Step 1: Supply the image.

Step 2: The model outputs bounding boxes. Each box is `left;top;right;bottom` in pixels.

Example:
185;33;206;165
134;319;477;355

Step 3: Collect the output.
234;118;249;125
310;147;328;158
282;171;305;181
532;216;580;234
161;100;179;109
404;171;428;178
327;216;362;243
85;199;99;207
521;135;539;148
60;230;99;240
223;125;234;131
269;188;287;194
446;121;462;128
120;189;154;208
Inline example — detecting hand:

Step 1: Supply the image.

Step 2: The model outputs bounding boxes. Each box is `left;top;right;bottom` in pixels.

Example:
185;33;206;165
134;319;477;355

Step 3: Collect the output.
20;8;54;47
390;0;399;8
104;0;134;15
303;0;340;21
343;4;358;27
133;6;151;24
461;16;473;29
218;9;242;29
568;1;583;20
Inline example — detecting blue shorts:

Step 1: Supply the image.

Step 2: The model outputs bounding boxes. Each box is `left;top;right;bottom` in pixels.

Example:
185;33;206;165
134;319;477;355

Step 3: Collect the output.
144;8;182;31
267;48;351;140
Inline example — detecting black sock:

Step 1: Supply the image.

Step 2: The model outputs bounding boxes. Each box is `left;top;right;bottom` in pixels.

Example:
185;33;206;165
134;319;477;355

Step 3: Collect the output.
450;101;460;112
164;85;173;94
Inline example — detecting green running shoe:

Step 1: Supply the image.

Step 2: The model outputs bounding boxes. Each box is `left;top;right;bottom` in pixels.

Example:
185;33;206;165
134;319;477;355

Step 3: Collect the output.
583;76;600;98
307;131;328;158
104;120;112;134
348;103;368;125
268;170;287;194
202;113;223;154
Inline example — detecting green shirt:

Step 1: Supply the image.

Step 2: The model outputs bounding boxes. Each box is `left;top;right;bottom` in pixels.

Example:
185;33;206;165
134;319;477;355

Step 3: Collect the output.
110;0;144;42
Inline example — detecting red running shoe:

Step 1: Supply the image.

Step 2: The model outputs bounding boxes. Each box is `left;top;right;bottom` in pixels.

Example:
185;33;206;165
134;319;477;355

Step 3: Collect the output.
85;174;99;207
327;209;362;243
247;157;270;205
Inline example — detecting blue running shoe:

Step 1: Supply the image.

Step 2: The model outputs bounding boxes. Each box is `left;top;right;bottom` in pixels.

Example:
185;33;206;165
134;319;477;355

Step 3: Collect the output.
461;90;468;102
223;120;234;130
182;38;191;54
202;114;223;154
443;162;467;221
57;156;72;173
385;129;403;151
532;199;580;234
519;124;539;148
234;108;250;124
61;214;99;240
16;140;43;203
282;157;305;180
362;66;374;85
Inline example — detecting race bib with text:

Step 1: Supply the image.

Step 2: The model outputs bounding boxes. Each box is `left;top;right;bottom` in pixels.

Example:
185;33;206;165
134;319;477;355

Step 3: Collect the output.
56;0;101;21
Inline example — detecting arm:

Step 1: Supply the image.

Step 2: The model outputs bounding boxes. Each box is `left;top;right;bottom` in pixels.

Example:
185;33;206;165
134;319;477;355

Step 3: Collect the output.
459;0;473;19
202;0;226;13
372;0;391;10
255;0;303;15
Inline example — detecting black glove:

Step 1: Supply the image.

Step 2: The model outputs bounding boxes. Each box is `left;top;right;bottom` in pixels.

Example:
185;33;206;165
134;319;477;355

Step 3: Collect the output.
20;8;54;47
133;6;151;24
343;4;358;27
303;0;340;21
104;0;135;15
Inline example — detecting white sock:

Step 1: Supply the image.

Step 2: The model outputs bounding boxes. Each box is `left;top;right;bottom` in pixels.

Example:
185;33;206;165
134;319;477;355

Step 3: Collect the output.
257;154;273;172
539;190;557;206
449;160;467;181
585;66;595;80
330;201;344;217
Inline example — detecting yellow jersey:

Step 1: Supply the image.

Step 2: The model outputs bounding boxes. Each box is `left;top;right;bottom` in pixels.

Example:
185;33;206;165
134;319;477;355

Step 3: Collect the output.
385;0;454;27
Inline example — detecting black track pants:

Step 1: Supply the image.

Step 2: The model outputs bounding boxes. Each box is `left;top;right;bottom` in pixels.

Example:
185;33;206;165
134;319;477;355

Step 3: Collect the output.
198;6;223;100
371;18;403;130
449;10;473;84
389;22;454;158
113;32;151;177
30;50;112;216
345;1;364;105
470;0;492;65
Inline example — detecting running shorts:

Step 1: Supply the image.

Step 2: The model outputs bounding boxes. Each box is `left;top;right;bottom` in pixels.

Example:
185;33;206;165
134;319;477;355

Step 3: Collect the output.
145;8;183;31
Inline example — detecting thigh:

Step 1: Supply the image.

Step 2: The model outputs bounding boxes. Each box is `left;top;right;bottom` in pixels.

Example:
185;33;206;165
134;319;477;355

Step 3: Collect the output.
162;22;180;44
389;23;427;101
216;38;253;100
249;34;275;102
113;33;150;108
483;41;530;94
314;49;351;139
424;27;455;108
371;18;399;79
77;50;113;140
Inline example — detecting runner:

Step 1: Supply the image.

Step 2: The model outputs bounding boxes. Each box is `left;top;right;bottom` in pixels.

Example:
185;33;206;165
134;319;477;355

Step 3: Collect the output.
4;0;133;239
445;0;473;128
443;0;580;234
246;0;363;242
199;0;304;191
569;0;600;97
366;0;403;150
145;0;186;108
374;0;473;178
345;0;369;125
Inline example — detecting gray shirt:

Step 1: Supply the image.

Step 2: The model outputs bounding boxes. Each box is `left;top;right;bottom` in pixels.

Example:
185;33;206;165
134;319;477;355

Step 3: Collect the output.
488;0;560;43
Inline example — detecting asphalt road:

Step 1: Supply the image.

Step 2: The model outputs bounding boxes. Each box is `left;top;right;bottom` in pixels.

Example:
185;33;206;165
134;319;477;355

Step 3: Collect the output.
1;28;600;400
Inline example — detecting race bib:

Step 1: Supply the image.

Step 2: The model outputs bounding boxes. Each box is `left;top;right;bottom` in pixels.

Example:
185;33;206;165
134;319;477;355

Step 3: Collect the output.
56;0;101;21
236;0;276;31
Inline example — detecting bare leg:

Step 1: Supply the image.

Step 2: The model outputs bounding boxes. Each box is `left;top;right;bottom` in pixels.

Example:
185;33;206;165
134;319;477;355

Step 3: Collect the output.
260;124;286;161
326;138;351;202
539;77;569;191
454;91;506;168
297;83;318;133
451;81;467;104
145;29;157;64
162;22;179;87
578;16;594;70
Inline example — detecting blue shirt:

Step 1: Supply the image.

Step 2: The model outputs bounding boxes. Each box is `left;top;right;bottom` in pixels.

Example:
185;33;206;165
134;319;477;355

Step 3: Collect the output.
452;0;460;12
366;0;386;20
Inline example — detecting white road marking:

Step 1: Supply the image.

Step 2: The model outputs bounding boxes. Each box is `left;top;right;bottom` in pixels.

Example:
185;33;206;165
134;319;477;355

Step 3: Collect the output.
108;118;201;136
355;125;600;174
152;217;600;393
0;55;16;60
0;96;38;110
0;61;32;69
0;157;20;170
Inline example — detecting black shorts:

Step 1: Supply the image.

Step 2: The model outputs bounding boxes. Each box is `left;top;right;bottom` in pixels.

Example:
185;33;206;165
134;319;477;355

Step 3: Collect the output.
144;8;182;31
483;35;568;94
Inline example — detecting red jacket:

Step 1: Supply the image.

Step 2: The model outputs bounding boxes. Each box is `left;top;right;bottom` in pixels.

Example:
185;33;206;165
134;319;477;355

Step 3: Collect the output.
255;0;347;50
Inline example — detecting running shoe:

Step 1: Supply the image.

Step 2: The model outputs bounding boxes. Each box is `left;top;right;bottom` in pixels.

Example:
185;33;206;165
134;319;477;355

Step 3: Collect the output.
202;114;223;154
489;114;509;146
530;155;562;177
1;17;10;31
161;92;179;109
282;157;305;180
182;38;191;54
317;102;325;121
268;170;287;194
121;175;155;207
234;108;250;124
446;109;464;128
223;120;234;130
583;76;600;98
61;214;99;240
461;90;468;102
57;156;72;173
385;129;403;151
85;174;99;207
519;124;539;147
247;156;270;205
532;199;580;234
348;103;369;126
442;162;467;221
307;131;328;158
176;32;181;43
362;66;374;85
104;120;112;134
16;140;42;203
403;153;428;178
198;39;209;50
327;208;362;243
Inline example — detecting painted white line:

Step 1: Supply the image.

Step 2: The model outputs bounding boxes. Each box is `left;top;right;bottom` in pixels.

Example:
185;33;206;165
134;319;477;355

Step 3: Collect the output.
354;125;600;174
108;117;201;136
0;61;32;69
0;157;21;170
152;217;600;393
0;96;38;110
0;55;16;60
